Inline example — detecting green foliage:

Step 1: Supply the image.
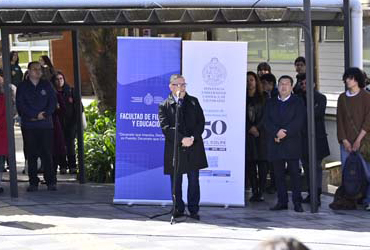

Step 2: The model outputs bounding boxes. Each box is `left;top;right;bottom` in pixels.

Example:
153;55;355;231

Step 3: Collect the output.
83;100;116;183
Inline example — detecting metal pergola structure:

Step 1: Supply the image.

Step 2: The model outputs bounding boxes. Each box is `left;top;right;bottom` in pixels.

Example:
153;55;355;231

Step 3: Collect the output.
0;0;352;213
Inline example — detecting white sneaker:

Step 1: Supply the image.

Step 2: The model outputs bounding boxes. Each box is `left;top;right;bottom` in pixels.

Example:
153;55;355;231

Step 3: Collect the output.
365;204;370;211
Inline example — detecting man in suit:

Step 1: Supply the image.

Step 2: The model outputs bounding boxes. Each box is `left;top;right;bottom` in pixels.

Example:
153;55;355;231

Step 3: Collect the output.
158;74;208;220
263;75;306;212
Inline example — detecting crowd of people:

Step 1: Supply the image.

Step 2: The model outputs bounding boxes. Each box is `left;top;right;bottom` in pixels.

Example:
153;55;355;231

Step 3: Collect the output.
0;53;80;193
246;57;370;212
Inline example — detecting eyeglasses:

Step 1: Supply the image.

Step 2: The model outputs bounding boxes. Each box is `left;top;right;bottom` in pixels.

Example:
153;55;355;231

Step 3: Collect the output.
171;83;187;87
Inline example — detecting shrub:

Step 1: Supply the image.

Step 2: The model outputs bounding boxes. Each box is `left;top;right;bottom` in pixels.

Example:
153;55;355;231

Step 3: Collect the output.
83;100;116;183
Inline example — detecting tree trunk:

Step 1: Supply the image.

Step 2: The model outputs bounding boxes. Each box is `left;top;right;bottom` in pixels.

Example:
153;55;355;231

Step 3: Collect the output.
79;28;127;113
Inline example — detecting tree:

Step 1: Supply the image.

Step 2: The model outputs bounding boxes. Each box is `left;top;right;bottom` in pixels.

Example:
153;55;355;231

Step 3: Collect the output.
79;28;127;113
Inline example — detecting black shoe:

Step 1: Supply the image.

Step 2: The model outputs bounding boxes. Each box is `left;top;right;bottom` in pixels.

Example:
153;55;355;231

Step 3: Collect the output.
294;203;304;213
249;194;259;202
0;187;4;194
266;186;276;194
302;195;321;206
47;184;57;191
270;203;288;211
189;213;200;220
172;210;185;218
257;193;265;202
250;194;265;202
69;168;77;174
302;195;310;204
27;185;38;192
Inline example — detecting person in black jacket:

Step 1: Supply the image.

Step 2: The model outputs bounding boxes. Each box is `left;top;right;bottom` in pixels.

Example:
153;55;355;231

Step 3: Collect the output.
263;75;306;212
53;72;78;174
294;73;330;205
16;61;57;192
10;51;23;87
158;74;208;220
246;71;267;202
260;73;278;194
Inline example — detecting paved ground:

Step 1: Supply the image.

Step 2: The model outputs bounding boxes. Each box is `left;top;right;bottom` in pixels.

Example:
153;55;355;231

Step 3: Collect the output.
1;96;369;250
0;181;369;250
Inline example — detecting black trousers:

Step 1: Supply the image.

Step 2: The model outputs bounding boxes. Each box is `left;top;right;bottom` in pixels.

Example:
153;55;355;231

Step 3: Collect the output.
170;170;200;214
273;159;302;205
64;126;77;170
247;161;268;195
22;128;55;186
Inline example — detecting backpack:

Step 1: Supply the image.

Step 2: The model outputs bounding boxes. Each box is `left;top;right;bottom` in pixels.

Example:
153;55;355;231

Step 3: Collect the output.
329;152;367;210
342;152;368;198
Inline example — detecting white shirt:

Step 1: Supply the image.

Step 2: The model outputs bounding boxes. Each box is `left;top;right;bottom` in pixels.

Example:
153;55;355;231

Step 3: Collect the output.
278;94;291;102
346;90;360;97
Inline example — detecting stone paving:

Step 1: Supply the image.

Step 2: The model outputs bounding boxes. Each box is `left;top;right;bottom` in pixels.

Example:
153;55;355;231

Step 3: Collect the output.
1;97;369;250
0;182;369;250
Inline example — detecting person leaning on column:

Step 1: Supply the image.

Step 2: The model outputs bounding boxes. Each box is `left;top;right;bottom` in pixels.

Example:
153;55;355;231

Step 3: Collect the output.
294;73;330;206
158;74;208;220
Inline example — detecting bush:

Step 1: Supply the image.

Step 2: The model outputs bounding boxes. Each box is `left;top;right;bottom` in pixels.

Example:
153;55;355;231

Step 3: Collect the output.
83;100;116;183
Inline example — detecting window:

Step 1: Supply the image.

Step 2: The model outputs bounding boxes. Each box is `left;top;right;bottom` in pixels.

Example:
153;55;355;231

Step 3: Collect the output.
325;26;344;41
268;28;299;61
191;31;207;41
212;27;299;62
364;26;370;62
237;28;268;61
10;34;50;68
213;28;237;41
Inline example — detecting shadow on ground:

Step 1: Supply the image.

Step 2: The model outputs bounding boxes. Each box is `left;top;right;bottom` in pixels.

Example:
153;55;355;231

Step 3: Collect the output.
0;182;369;234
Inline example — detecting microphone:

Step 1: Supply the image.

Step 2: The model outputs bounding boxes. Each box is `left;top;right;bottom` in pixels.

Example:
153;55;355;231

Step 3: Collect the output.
177;91;184;106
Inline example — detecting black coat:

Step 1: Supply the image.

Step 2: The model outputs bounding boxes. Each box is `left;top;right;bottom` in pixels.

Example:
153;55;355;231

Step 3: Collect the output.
263;94;306;161
159;93;208;175
298;90;330;161
58;84;78;130
245;95;265;162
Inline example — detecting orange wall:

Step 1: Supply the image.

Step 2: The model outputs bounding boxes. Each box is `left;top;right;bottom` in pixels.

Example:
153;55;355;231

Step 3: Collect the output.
51;31;93;95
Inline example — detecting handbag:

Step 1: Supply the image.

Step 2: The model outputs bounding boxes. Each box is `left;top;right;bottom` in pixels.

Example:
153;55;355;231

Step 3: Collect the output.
82;111;87;130
343;96;370;162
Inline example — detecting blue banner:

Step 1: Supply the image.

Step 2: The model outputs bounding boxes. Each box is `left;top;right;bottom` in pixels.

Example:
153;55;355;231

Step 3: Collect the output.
114;37;181;203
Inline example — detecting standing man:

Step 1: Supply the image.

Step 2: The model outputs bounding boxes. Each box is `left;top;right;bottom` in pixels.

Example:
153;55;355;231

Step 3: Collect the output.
263;75;306;212
16;61;57;192
295;73;330;206
159;74;208;220
337;67;370;211
293;56;306;94
294;56;306;75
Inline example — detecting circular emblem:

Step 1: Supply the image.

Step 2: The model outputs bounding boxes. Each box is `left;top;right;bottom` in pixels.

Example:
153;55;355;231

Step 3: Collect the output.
144;93;154;105
40;89;47;96
202;57;227;86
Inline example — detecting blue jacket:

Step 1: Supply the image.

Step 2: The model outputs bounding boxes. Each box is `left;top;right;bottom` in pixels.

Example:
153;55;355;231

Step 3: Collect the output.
16;79;57;129
263;94;306;161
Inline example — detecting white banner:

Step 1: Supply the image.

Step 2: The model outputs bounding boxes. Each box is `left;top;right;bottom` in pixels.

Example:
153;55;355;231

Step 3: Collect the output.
182;41;248;206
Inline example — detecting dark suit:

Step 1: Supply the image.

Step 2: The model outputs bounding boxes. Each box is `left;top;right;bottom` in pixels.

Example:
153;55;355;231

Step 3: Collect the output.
159;93;208;214
263;94;305;205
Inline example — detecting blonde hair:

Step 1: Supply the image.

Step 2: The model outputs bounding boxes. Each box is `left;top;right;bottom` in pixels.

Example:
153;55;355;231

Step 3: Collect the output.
169;74;184;84
254;237;310;250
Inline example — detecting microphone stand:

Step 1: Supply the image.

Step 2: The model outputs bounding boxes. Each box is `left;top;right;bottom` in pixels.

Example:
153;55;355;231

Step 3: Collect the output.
170;99;181;224
149;98;185;224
